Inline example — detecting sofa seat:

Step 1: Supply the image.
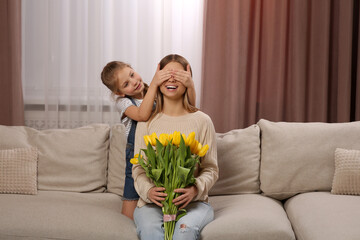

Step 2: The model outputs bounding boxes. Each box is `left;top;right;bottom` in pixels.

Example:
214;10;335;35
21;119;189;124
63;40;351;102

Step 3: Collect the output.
285;192;360;240
202;194;295;240
0;191;137;240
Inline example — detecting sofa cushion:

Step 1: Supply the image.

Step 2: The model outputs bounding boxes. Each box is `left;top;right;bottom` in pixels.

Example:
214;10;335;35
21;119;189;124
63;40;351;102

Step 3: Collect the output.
0;125;36;149
258;119;360;200
32;124;110;193
0;191;137;240
284;192;360;240
209;125;261;196
107;124;127;196
0;147;38;195
202;194;295;240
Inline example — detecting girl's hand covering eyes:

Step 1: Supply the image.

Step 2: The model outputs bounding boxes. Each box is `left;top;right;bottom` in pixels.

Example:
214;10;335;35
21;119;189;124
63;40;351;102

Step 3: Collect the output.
148;187;167;207
172;64;194;88
152;64;172;87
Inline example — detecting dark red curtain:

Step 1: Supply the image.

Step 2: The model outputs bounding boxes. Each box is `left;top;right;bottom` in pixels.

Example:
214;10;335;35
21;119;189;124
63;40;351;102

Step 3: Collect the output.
0;0;24;126
202;0;360;133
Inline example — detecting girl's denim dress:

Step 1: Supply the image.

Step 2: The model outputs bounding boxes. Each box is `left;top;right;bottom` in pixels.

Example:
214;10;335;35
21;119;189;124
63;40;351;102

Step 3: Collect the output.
123;98;140;200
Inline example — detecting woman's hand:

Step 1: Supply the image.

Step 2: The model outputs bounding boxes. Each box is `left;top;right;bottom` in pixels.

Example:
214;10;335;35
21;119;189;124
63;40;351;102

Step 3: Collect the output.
172;185;198;209
173;64;194;89
147;187;167;207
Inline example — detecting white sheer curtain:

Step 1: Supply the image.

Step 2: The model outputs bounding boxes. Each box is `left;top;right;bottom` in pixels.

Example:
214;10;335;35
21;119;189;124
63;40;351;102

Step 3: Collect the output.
22;0;204;129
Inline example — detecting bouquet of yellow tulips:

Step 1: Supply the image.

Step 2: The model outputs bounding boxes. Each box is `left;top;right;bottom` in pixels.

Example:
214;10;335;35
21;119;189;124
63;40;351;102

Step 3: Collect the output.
131;131;209;240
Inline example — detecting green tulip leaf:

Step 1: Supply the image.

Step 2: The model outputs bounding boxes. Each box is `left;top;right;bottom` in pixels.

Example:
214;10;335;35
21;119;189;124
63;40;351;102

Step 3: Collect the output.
176;209;187;222
156;139;164;154
147;143;156;167
184;158;195;168
163;201;169;213
177;166;190;185
151;168;163;182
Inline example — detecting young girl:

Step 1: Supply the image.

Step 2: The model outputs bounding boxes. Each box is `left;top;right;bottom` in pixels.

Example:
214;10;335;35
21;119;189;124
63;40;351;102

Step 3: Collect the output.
101;61;196;220
132;54;219;240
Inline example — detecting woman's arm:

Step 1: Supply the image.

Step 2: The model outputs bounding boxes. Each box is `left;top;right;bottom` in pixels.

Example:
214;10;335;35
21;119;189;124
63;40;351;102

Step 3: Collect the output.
193;115;219;201
173;113;219;208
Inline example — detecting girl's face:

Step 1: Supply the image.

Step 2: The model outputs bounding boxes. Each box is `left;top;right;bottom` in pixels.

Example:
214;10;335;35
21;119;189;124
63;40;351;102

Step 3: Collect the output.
115;67;145;98
160;62;186;100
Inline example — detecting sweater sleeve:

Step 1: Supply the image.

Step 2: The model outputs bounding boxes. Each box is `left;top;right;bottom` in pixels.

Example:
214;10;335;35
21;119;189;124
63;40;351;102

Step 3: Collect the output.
193;115;219;201
132;122;155;203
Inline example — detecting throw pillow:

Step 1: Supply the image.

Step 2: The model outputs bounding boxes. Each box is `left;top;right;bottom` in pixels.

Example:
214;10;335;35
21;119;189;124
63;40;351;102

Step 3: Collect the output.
107;124;127;196
209;124;261;196
0;147;38;195
32;124;110;193
258;119;360;200
331;148;360;195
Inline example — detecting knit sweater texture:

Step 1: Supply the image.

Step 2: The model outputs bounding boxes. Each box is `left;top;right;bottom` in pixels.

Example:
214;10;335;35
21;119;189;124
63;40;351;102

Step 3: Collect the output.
132;111;219;207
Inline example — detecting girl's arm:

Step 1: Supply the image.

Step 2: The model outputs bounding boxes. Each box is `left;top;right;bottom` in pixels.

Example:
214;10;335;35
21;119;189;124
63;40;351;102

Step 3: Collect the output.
186;82;196;107
124;66;171;122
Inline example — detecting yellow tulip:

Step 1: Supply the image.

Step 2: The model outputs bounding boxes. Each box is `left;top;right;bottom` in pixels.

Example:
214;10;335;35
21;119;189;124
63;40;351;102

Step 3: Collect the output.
182;134;187;144
168;134;173;143
197;144;209;157
144;135;152;146
185;132;195;146
159;133;169;146
196;142;203;155
130;157;138;164
130;153;143;164
150;132;158;146
190;140;199;154
172;131;181;146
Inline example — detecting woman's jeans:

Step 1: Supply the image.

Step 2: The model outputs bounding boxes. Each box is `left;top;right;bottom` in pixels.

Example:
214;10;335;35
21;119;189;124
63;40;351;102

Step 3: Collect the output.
134;201;214;240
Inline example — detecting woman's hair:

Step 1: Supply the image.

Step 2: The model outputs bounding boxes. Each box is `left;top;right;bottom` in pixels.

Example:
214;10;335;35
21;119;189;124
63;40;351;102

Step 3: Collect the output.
150;54;198;121
101;61;148;99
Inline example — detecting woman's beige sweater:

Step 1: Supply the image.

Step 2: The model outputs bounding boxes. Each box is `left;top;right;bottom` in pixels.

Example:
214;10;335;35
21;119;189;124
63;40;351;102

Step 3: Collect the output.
132;111;219;207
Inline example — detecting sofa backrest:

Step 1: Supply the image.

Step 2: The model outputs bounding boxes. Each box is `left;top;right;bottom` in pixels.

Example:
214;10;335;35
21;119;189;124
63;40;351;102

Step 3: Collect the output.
4;119;359;199
106;123;262;197
0;124;110;193
107;124;127;196
0;125;35;149
209;124;261;196
258;119;360;200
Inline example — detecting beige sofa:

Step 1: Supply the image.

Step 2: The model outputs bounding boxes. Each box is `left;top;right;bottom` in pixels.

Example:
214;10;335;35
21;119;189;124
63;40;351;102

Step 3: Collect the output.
1;119;360;240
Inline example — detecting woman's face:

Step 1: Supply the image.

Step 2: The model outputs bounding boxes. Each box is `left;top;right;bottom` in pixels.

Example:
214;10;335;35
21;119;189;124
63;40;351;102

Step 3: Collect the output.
159;62;186;100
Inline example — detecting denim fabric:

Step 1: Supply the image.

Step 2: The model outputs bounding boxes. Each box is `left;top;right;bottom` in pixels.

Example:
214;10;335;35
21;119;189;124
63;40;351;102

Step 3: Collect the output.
134;202;214;240
122;98;140;201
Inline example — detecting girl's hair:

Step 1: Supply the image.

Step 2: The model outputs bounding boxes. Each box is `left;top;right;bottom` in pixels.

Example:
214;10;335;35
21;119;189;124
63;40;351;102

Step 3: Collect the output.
150;54;198;121
101;61;149;99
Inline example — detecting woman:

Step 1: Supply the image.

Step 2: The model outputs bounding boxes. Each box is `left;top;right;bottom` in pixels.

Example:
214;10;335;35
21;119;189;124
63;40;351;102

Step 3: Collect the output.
132;54;219;240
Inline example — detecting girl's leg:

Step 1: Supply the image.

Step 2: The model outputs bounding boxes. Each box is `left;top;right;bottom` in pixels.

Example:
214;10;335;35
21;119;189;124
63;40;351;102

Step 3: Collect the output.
173;202;214;240
134;204;164;240
121;165;139;219
121;200;138;220
122;145;139;219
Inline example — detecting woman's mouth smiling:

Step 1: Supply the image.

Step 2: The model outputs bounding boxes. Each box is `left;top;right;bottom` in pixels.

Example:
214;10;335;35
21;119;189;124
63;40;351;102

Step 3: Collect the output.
166;85;178;91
